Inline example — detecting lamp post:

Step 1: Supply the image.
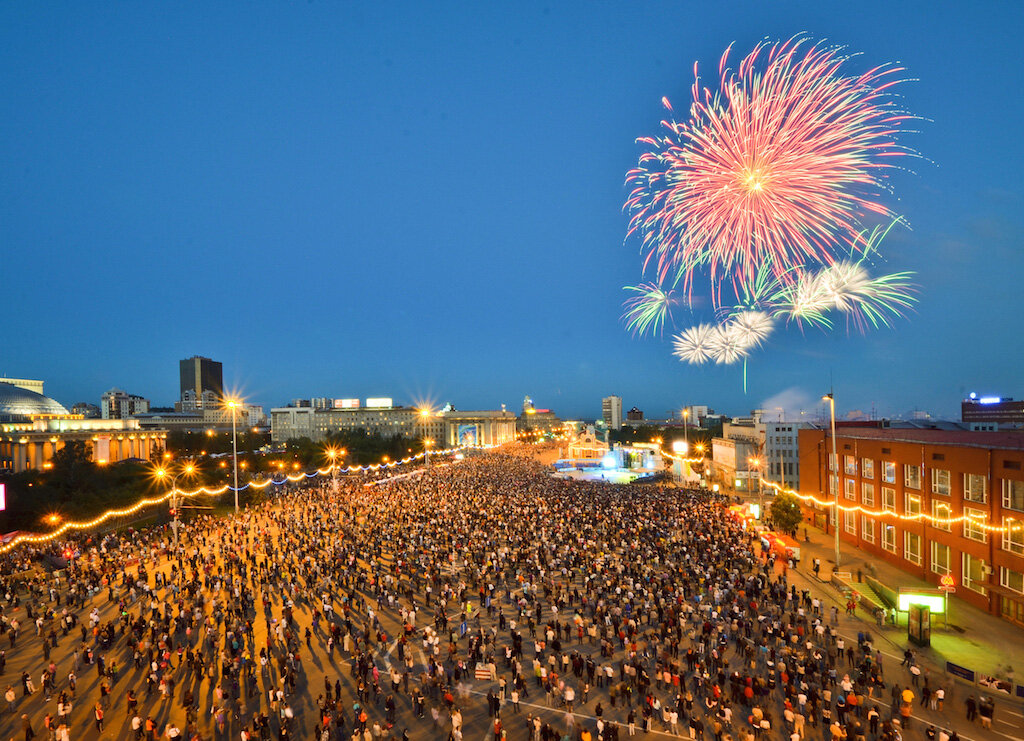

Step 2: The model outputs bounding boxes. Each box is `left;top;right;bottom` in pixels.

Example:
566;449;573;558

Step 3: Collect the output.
157;463;195;552
750;456;763;521
419;409;432;469
226;399;241;513
823;392;841;569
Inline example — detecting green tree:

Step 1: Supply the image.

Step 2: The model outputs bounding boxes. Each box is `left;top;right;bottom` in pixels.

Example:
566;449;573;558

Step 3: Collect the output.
769;491;804;534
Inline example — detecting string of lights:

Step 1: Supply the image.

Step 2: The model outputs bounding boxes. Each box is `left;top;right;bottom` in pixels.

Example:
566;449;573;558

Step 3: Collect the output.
0;442;480;555
761;478;1023;534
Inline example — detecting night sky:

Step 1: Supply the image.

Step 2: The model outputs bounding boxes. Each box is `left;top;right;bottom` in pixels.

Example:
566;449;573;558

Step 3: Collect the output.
3;3;1022;421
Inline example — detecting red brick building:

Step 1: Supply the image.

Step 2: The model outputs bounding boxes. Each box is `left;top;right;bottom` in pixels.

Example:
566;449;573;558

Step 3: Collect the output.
799;426;1024;627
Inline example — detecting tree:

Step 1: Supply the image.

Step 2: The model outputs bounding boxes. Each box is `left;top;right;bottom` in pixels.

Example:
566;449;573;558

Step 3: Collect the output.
769;491;804;535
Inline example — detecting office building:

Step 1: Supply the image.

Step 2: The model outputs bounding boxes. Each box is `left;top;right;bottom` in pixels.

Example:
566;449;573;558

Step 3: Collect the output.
799;426;1024;628
962;394;1024;430
765;421;816;490
602;396;623;431
179;356;223;407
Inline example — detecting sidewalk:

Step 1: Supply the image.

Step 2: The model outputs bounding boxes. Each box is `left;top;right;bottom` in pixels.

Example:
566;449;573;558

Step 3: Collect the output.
791;521;1024;688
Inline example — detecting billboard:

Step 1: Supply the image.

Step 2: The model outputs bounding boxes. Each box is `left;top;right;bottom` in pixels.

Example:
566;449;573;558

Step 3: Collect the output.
336;399;360;409
365;398;393;409
0;483;5;512
458;424;480;447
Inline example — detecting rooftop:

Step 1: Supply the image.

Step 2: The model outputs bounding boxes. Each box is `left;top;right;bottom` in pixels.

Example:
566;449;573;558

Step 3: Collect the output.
823;425;1024;452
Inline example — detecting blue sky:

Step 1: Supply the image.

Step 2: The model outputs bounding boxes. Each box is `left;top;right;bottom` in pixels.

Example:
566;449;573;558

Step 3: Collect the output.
2;2;1022;421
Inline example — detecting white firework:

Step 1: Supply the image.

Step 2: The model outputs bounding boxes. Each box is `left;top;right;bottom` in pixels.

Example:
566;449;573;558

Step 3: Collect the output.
672;324;715;364
819;262;872;312
706;323;749;365
728;311;774;350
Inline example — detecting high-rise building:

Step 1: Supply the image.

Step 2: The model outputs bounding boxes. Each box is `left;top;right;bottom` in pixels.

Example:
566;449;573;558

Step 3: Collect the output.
602;396;623;431
101;388;151;419
179;356;223;406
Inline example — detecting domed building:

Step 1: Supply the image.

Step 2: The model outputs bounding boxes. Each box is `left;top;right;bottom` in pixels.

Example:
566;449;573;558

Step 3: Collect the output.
0;380;166;474
0;383;70;422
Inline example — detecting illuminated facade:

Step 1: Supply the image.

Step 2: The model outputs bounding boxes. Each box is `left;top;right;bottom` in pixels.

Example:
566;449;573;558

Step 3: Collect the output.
799;426;1024;628
0;417;166;473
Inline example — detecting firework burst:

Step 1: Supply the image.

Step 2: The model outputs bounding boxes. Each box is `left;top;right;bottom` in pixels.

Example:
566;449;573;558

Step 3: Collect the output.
672;324;715;364
626;35;914;304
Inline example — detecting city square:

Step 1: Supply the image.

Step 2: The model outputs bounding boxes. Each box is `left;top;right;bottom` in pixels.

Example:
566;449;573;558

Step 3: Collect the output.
3;2;1024;740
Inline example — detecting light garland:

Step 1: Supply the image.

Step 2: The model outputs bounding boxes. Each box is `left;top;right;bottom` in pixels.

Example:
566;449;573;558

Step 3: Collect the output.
762;479;1023;534
0;442;487;555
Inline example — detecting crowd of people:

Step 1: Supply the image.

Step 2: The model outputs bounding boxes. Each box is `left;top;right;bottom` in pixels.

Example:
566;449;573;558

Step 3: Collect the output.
0;452;986;740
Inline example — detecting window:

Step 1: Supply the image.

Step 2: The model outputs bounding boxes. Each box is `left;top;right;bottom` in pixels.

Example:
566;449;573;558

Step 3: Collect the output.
930;543;951;575
962;553;988;595
829;453;837;472
862;482;875;507
882;524;897;553
882;461;896;484
844;510;856;534
882;487;896;513
845;455;857;475
904;532;922;565
932;501;952;532
861;516;875;544
905;493;921;518
829;474;838;498
1002;479;1024;512
964;507;987;543
1001;597;1024;624
932;469;950;496
1003;517;1024;555
862;458;874;479
1001;567;1024;595
905;464;922;490
964;473;987;503
829;505;837;526
845;478;856;501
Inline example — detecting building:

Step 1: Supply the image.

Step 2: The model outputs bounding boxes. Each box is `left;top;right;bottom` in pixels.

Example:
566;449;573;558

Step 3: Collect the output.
799;426;1024;628
962;394;1024;430
269;402;514;448
626;406;644;421
765;421;817;490
101;388;151;419
517;397;562;435
0;383;166;473
71;402;101;418
270;403;445;445
602;396;623;431
0;377;45;396
441;410;517;447
179;356;223;407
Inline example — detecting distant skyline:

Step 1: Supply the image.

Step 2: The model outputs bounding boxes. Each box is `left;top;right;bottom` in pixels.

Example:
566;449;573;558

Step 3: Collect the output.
3;3;1022;422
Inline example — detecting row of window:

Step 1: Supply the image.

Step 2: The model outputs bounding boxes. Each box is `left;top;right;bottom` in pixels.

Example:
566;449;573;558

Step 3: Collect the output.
828;461;1024;510
834;500;1024;551
836;509;1023;596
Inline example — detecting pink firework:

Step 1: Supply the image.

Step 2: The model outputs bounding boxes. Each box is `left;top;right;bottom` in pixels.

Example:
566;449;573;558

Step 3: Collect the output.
625;36;914;306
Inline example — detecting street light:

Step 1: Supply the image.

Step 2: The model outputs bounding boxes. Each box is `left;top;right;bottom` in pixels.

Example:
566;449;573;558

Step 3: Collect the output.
749;456;763;520
325;446;346;494
823;392;841;569
156;463;195;552
419;409;433;468
225;398;242;512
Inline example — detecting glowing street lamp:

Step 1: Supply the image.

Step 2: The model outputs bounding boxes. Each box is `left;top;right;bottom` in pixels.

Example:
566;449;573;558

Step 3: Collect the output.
419;409;434;469
224;398;242;512
155;462;195;552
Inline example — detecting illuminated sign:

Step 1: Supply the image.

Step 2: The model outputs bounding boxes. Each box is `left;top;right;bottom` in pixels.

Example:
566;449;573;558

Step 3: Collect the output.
336;399;360;409
0;483;5;511
671;440;689;454
978;396;1002;405
365;398;393;409
897;593;946;614
458;424;480;446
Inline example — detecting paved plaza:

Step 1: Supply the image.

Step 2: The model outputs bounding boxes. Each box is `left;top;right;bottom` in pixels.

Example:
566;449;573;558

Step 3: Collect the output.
0;453;1019;741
